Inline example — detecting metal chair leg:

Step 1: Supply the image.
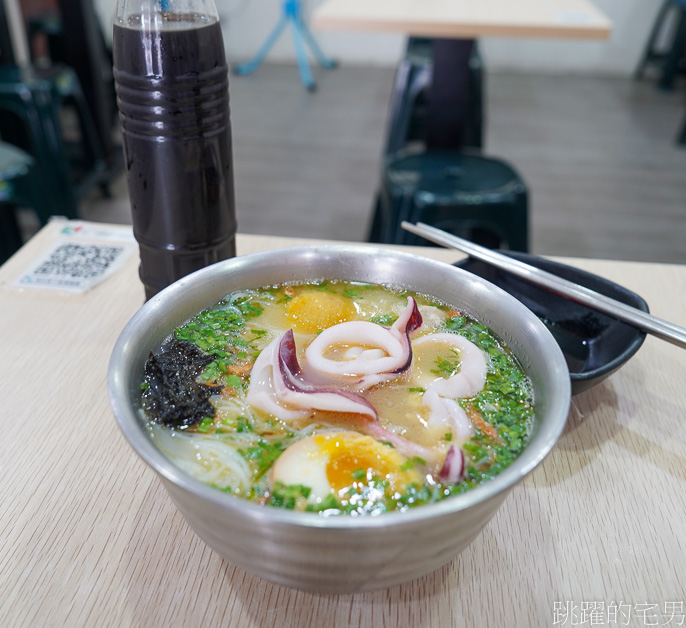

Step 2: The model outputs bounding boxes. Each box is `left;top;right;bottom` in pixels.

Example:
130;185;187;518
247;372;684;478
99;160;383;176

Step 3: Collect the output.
233;14;289;77
659;6;686;90
678;112;686;145
289;5;316;90
299;15;338;69
0;205;23;263
635;0;671;80
233;0;336;90
384;60;414;155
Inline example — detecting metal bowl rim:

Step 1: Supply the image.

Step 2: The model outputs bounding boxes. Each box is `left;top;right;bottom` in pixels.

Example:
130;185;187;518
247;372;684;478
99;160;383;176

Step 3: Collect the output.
108;245;571;530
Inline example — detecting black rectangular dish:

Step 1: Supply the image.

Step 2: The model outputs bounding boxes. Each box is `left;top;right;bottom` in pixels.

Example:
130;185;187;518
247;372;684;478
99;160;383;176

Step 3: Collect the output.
454;251;649;394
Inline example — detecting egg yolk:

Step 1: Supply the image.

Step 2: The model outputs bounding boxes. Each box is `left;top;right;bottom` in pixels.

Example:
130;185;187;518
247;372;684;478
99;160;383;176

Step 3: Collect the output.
326;448;391;491
316;433;421;492
284;291;356;334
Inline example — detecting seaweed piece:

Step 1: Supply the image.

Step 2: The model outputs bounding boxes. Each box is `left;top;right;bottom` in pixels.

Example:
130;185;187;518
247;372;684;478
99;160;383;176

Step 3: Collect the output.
142;339;221;427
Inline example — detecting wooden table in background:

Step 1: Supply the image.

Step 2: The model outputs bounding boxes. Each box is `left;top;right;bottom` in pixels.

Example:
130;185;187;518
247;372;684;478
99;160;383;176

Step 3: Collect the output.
313;0;611;151
312;0;612;40
1;220;685;626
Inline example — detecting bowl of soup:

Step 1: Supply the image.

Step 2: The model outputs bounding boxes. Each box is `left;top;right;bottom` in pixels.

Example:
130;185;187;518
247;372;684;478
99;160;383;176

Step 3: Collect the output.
108;245;571;593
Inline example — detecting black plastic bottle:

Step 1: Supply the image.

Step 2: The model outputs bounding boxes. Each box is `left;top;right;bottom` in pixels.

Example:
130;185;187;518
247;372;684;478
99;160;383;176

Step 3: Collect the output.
113;0;236;300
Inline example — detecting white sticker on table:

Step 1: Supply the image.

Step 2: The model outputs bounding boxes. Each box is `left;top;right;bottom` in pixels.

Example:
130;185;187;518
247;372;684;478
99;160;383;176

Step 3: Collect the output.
12;240;135;293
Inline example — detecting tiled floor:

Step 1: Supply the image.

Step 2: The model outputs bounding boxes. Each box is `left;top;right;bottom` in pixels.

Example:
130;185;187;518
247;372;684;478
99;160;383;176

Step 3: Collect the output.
73;63;686;264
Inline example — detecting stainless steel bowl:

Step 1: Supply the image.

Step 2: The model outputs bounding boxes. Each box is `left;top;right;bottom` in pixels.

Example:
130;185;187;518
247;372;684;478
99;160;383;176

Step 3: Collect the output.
108;246;571;593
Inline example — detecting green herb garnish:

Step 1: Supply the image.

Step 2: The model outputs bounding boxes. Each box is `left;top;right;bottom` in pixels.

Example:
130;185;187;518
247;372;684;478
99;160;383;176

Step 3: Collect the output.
370;314;397;326
197;417;214;432
239;440;285;480
431;348;462;377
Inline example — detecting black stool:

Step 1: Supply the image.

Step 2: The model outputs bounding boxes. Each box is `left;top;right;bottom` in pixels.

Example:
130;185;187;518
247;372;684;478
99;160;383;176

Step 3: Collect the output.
369;148;528;252
635;0;686;90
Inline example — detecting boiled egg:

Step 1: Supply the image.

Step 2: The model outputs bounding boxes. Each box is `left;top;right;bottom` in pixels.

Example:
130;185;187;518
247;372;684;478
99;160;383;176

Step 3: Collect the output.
284;290;356;334
271;431;423;502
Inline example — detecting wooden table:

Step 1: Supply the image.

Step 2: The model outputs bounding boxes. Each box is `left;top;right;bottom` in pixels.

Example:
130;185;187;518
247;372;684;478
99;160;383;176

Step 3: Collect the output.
2;220;685;626
312;0;612;40
314;0;611;152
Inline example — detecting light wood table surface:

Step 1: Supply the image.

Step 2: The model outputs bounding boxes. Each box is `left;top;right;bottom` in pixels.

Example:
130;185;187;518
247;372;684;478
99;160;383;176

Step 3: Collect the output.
312;0;612;40
2;220;685;626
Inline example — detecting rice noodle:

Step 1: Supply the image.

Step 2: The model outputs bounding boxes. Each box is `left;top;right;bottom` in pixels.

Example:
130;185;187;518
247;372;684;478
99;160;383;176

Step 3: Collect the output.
150;424;253;493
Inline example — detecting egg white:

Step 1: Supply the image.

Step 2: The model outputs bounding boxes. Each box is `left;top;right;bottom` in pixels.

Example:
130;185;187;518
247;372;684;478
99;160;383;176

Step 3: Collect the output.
271;431;423;502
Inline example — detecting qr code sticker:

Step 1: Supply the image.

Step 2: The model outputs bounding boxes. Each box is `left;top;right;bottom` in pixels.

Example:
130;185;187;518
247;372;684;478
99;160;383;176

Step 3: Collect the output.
35;243;124;279
14;241;134;293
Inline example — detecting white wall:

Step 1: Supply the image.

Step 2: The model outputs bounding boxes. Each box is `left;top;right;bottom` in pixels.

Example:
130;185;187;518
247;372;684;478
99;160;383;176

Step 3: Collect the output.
217;0;405;66
96;0;666;76
480;0;665;75
217;0;665;76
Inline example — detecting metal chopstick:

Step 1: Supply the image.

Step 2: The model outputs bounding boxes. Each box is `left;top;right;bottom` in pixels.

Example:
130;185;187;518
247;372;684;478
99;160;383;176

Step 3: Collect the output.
401;221;686;350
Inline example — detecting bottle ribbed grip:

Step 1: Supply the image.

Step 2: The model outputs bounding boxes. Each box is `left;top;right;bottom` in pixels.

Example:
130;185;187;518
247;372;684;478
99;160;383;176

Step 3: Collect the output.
115;65;229;137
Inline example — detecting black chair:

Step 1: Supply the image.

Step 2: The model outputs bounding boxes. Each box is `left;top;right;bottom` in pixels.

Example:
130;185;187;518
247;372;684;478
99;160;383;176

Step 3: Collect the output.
0;0;121;224
0;63;108;219
384;37;485;155
635;0;686;90
369;38;528;250
27;4;120;147
370;147;529;252
0;140;54;262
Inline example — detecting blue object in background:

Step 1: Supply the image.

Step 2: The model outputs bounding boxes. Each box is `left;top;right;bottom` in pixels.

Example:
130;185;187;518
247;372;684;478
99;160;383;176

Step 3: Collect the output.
234;0;337;91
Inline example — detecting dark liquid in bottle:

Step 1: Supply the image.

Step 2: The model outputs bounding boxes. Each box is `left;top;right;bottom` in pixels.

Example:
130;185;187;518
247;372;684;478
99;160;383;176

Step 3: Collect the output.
113;15;236;300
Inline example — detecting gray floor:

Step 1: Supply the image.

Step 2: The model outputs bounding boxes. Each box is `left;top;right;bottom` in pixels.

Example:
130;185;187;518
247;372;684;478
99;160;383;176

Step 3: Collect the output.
78;63;686;264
